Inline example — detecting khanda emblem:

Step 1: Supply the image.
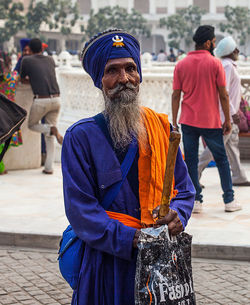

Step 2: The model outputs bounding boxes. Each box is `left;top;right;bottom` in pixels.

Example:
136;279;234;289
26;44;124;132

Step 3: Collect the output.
112;35;125;47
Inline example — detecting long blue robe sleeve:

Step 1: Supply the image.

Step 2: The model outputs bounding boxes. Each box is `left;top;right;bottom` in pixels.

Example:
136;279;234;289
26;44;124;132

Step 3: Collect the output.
62;125;136;262
170;147;196;229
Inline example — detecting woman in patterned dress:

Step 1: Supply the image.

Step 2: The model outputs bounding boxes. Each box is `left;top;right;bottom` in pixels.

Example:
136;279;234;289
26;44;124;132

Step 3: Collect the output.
0;51;23;174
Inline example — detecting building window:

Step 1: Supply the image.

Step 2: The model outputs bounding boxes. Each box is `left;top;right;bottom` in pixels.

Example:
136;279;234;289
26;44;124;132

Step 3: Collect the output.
193;0;209;12
77;0;91;14
66;40;79;54
48;39;57;53
216;7;225;13
134;0;149;14
176;7;186;12
156;7;168;14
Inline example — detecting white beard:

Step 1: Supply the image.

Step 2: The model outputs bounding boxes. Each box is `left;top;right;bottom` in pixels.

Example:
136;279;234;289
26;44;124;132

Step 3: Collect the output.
102;83;146;150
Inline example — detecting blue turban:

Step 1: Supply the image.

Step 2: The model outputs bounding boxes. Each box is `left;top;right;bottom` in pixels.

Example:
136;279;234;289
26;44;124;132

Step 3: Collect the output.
20;38;31;51
81;30;142;89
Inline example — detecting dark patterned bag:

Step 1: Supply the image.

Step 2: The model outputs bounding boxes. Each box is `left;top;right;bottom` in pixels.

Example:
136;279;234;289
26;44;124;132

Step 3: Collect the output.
135;225;196;305
0;93;27;161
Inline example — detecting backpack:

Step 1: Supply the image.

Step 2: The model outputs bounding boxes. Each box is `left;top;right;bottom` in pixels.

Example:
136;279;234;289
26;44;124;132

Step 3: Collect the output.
0;93;27;162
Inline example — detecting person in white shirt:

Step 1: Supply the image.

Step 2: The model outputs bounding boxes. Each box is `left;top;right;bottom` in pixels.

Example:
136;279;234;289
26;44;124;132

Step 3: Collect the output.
198;36;250;188
157;49;167;62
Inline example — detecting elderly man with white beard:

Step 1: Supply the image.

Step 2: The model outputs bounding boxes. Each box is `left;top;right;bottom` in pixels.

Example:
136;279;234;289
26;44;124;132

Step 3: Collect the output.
61;29;195;305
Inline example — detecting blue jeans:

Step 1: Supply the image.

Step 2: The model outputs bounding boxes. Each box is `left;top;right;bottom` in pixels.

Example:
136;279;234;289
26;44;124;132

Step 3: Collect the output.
181;124;234;204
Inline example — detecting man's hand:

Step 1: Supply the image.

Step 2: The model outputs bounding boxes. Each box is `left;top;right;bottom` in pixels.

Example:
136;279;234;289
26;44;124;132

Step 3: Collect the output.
153;206;183;236
172;89;181;128
232;113;240;125
222;119;232;135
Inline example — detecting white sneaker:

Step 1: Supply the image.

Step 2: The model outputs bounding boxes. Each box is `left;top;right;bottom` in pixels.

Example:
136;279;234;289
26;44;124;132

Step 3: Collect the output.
225;200;242;212
192;200;202;214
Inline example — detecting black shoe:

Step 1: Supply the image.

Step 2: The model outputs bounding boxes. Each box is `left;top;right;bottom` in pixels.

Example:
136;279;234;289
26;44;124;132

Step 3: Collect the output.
233;181;250;186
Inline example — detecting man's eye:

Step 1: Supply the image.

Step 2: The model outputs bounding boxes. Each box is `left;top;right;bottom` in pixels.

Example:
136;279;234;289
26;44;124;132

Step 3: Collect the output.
107;68;116;74
127;66;136;72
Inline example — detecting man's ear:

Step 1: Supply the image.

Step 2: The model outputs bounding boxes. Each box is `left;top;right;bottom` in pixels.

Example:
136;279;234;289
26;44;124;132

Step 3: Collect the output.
203;40;211;50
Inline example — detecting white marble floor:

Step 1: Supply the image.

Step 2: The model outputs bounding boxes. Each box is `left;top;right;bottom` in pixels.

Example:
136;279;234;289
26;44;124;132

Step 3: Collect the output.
0;161;250;247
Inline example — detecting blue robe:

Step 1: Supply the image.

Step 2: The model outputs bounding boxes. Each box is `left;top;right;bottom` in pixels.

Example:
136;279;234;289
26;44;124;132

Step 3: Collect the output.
62;115;195;305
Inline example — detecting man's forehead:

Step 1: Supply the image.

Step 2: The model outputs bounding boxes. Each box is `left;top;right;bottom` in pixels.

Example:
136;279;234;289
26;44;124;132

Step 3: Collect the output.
105;57;136;68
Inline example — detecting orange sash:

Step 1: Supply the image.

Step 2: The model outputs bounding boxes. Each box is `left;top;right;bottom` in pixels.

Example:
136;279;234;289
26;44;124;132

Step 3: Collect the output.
138;107;177;226
106;107;178;228
106;211;142;229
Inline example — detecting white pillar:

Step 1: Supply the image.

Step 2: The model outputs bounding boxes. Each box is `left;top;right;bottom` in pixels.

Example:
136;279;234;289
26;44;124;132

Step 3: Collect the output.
127;0;134;13
59;39;66;52
149;0;156;14
109;0;116;6
186;0;193;6
153;35;156;53
209;0;216;14
168;0;176;14
228;0;236;6
91;0;98;13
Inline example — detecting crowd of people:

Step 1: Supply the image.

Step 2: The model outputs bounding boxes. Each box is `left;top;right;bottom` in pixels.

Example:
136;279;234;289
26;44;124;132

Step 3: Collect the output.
172;25;250;214
151;48;186;62
0;25;249;304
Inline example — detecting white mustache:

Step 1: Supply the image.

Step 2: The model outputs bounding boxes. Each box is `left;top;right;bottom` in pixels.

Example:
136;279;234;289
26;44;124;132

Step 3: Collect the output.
108;82;138;96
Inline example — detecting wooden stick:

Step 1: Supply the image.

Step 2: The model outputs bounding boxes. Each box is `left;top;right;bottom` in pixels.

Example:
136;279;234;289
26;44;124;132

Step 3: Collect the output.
159;131;181;218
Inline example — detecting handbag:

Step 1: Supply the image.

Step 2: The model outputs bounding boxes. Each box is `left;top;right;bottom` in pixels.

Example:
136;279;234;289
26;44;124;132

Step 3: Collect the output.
237;109;248;132
135;226;196;305
0;93;27;161
240;97;250;129
58;115;138;289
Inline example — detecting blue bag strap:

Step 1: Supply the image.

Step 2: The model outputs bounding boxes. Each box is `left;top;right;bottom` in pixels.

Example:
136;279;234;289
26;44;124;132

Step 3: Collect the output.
101;139;138;210
93;113;138;210
58;116;137;260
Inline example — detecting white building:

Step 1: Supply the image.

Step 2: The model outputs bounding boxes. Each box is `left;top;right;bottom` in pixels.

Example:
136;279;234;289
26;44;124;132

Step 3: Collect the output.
13;0;250;54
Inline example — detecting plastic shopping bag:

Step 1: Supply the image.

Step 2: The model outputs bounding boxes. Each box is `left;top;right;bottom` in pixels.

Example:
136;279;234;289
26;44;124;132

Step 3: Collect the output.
135;225;196;305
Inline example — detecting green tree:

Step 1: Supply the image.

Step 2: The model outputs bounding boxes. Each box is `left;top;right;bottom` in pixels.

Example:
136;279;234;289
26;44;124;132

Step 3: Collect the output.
160;5;205;49
84;6;150;40
25;0;80;38
0;0;81;44
0;0;25;44
219;6;250;47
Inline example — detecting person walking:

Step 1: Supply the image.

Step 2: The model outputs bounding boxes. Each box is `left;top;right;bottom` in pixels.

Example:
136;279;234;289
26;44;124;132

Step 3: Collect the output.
198;36;250;187
20;38;63;174
172;25;241;213
61;29;195;305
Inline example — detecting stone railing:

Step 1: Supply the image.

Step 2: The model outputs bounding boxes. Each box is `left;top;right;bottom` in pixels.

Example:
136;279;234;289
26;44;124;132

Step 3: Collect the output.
55;69;174;161
12;50;250;73
56;69;174;134
56;68;250;133
56;68;250;152
54;68;250;161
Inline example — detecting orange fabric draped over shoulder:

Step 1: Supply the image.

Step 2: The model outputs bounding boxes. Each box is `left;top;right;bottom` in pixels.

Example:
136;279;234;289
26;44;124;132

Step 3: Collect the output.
138;107;178;226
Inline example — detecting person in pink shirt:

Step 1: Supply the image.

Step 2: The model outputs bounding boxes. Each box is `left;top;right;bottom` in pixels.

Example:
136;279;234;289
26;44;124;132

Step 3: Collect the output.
198;36;250;188
172;25;241;213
